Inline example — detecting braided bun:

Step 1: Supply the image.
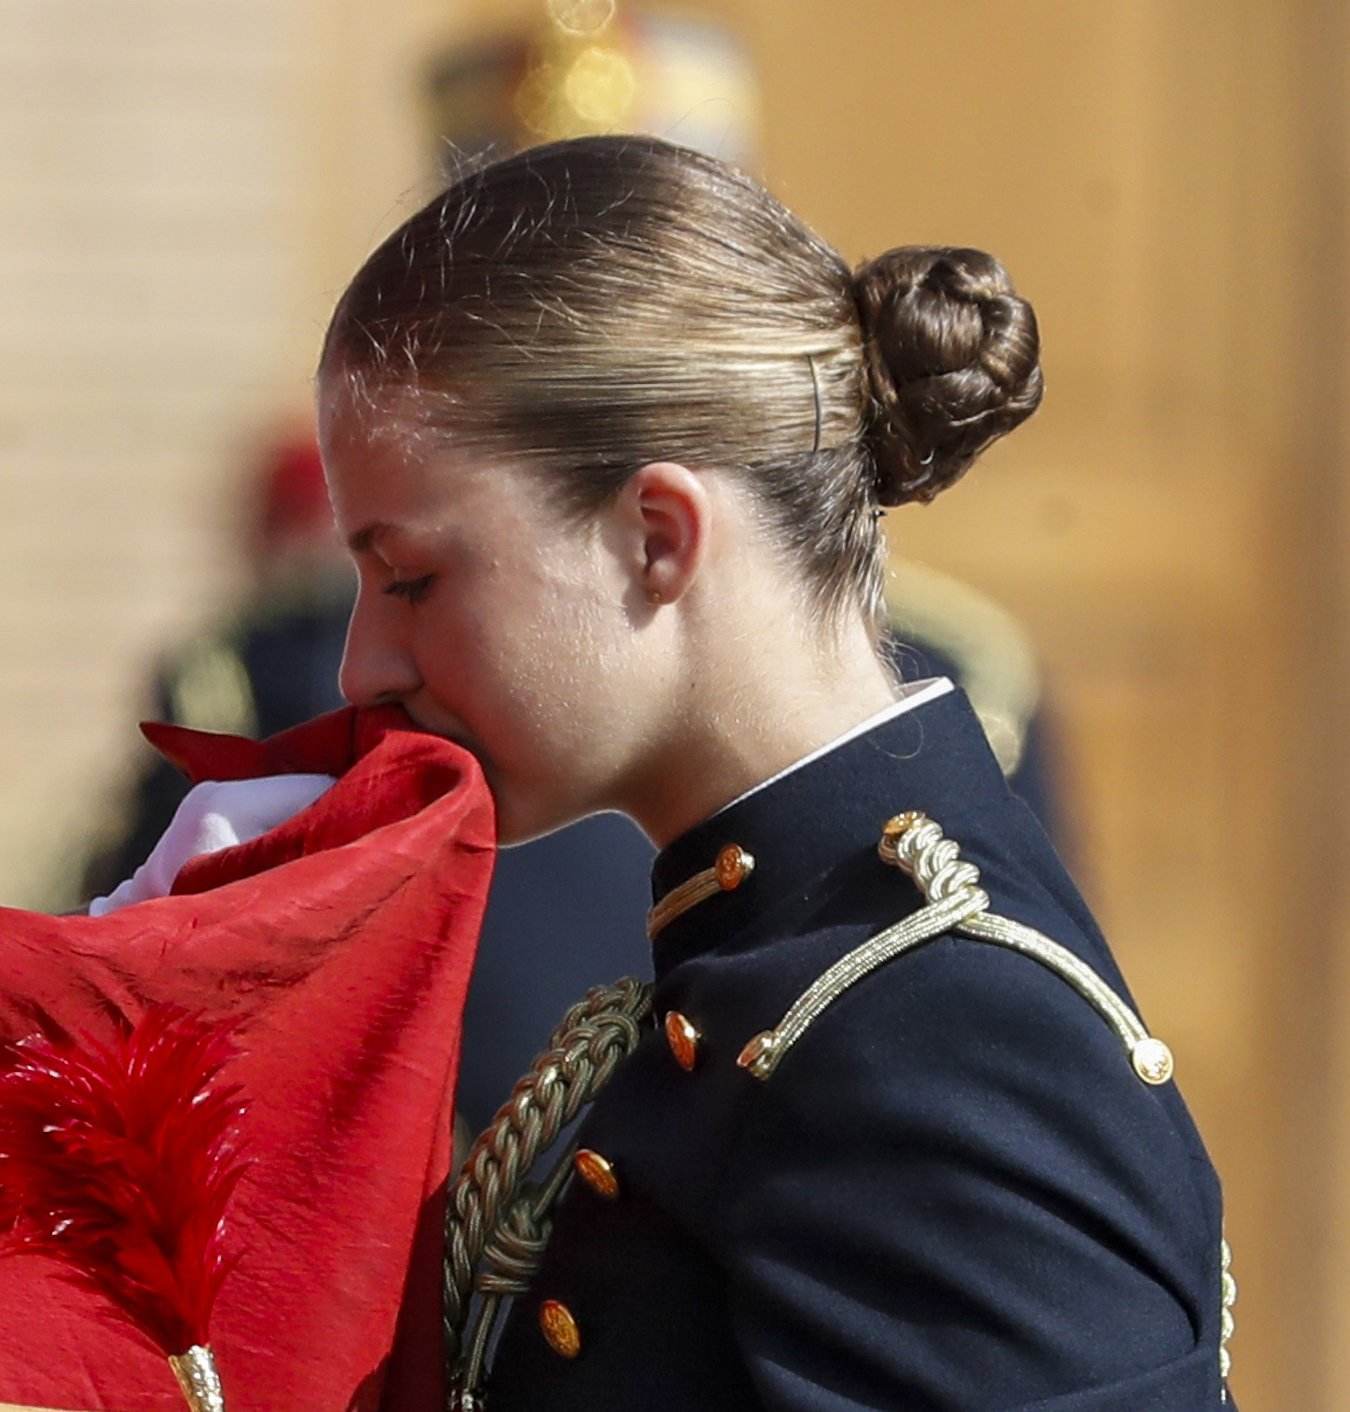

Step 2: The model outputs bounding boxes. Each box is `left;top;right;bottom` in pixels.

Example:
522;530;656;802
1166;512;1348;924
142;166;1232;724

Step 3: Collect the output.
853;246;1043;506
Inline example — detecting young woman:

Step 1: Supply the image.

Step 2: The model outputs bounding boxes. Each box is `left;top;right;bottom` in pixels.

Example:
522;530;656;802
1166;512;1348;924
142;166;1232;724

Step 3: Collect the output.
318;135;1234;1409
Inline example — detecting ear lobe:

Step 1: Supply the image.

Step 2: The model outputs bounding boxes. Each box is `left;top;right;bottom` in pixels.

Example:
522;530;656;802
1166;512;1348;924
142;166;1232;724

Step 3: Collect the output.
629;461;709;606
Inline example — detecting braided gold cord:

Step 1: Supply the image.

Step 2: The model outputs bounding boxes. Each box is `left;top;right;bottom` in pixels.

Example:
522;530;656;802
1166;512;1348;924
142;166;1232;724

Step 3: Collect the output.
646;867;723;940
1220;1235;1237;1397
444;977;653;1407
739;812;1170;1084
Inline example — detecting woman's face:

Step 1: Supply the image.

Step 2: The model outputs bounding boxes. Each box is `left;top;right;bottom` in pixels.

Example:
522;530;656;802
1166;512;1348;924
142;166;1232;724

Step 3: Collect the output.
319;382;646;844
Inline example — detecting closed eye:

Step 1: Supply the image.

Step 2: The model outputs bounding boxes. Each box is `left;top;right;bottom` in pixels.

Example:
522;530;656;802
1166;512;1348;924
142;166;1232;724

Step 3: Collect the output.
383;574;436;604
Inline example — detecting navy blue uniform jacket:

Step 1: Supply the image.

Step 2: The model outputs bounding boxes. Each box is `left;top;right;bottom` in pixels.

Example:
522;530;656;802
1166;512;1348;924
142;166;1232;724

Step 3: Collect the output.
488;686;1234;1409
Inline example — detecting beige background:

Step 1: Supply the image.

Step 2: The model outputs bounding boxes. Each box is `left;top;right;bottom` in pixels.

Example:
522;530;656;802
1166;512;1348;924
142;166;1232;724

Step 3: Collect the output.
2;3;1347;1408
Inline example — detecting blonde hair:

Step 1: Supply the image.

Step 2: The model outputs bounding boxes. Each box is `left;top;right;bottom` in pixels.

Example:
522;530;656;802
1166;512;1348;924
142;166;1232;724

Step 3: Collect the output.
322;135;1041;629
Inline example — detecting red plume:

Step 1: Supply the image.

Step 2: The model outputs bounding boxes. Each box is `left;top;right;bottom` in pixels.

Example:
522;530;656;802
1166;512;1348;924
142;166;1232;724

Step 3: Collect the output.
0;1005;249;1356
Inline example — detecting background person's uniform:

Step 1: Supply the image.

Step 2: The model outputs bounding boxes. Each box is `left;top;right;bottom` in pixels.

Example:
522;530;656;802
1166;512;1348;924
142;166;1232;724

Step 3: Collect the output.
485;682;1234;1410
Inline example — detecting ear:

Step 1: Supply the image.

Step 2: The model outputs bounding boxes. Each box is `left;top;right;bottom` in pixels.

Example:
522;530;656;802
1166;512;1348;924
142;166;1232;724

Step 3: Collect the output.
615;461;711;607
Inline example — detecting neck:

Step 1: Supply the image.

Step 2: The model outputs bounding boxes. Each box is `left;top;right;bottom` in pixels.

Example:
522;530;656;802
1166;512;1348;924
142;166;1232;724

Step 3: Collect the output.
617;624;900;848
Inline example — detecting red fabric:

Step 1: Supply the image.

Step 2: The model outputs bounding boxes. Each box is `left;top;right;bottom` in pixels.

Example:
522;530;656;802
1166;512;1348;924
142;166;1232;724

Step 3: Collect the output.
0;705;495;1411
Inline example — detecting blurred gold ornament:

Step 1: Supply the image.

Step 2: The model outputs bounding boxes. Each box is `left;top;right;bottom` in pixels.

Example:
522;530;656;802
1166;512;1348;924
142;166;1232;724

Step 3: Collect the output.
424;1;760;165
547;0;616;37
515;41;638;140
564;46;637;125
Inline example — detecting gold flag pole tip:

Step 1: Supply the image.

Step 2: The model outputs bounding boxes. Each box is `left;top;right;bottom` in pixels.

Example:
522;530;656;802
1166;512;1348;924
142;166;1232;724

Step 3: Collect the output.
168;1345;225;1412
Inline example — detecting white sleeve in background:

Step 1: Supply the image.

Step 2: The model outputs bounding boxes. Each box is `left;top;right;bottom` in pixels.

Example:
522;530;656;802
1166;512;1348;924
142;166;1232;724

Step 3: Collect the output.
88;773;336;917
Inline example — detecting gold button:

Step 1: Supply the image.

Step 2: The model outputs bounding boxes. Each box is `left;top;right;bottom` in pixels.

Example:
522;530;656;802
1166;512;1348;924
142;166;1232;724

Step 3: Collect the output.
1131;1037;1175;1085
574;1148;620;1199
715;843;754;891
882;811;923;845
878;812;924;869
664;1011;701;1071
539;1299;581;1359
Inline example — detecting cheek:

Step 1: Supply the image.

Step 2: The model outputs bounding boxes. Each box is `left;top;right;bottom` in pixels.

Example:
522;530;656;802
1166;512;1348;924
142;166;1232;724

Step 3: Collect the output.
522;578;625;705
409;530;632;763
406;589;563;732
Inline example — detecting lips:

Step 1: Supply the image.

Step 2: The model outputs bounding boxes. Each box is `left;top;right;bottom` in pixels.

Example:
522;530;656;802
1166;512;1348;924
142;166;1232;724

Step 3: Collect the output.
395;704;497;792
400;702;471;746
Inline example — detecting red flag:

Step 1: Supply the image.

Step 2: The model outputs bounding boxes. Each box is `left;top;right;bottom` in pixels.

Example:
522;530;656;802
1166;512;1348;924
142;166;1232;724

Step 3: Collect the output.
0;706;495;1411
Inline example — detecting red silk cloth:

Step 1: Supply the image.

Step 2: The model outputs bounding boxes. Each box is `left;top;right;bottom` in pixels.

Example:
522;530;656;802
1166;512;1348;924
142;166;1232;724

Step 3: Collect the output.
0;706;495;1411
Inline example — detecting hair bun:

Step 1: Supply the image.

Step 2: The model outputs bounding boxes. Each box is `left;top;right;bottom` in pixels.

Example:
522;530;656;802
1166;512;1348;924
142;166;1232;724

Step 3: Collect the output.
852;246;1043;506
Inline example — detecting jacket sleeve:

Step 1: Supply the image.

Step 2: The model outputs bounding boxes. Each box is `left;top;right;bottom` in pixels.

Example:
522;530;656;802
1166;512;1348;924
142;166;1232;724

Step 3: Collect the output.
714;932;1222;1411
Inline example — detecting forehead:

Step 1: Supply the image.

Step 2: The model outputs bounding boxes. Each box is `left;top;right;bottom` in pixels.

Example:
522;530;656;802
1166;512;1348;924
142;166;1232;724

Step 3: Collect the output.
320;378;448;518
319;373;419;467
317;373;532;541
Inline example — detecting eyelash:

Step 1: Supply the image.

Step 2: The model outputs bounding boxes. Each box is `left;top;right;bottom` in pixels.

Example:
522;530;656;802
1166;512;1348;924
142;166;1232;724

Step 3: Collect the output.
383;574;435;605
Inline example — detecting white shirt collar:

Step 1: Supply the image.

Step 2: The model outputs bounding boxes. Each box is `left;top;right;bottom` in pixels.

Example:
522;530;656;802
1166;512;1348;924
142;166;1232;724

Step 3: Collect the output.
709;676;955;821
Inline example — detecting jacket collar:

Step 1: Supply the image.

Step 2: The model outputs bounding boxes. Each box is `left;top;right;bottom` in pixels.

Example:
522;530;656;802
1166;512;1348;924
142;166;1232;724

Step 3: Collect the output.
648;685;1015;981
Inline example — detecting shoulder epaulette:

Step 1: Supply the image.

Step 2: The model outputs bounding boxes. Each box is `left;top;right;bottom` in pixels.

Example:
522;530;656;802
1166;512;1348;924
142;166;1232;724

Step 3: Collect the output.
734;811;1175;1090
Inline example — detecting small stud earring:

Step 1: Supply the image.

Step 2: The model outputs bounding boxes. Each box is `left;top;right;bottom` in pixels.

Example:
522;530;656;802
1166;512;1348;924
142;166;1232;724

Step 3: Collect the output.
646;588;663;605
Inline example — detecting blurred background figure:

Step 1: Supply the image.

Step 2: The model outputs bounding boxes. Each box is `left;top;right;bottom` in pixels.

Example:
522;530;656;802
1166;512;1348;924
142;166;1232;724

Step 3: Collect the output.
78;434;354;904
423;0;761;169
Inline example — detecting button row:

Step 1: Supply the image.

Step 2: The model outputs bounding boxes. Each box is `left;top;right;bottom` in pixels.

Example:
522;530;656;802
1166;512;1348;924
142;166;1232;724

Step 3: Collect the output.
536;1010;705;1360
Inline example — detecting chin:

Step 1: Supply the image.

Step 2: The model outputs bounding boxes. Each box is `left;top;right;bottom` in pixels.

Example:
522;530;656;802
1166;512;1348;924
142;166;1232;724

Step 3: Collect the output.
493;788;588;850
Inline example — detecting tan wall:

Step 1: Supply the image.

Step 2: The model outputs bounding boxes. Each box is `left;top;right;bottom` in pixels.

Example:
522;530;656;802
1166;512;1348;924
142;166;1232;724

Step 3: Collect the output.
1314;0;1350;1394
3;3;1346;1407
0;0;447;906
735;7;1344;1407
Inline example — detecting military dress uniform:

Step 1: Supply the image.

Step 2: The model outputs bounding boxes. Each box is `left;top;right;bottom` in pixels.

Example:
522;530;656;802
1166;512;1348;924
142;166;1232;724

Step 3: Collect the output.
481;679;1236;1410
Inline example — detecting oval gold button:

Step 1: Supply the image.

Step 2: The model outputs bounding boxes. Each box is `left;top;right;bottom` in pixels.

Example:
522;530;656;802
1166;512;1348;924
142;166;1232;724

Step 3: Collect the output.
664;1011;701;1072
715;843;754;891
574;1148;620;1200
1131;1036;1175;1086
539;1298;581;1359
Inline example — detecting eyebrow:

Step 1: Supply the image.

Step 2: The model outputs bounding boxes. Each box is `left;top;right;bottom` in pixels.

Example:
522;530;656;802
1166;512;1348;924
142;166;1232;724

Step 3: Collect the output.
346;522;394;554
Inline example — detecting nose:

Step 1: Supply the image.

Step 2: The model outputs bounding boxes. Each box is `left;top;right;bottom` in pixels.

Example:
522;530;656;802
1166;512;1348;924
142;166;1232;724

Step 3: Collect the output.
339;582;422;707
